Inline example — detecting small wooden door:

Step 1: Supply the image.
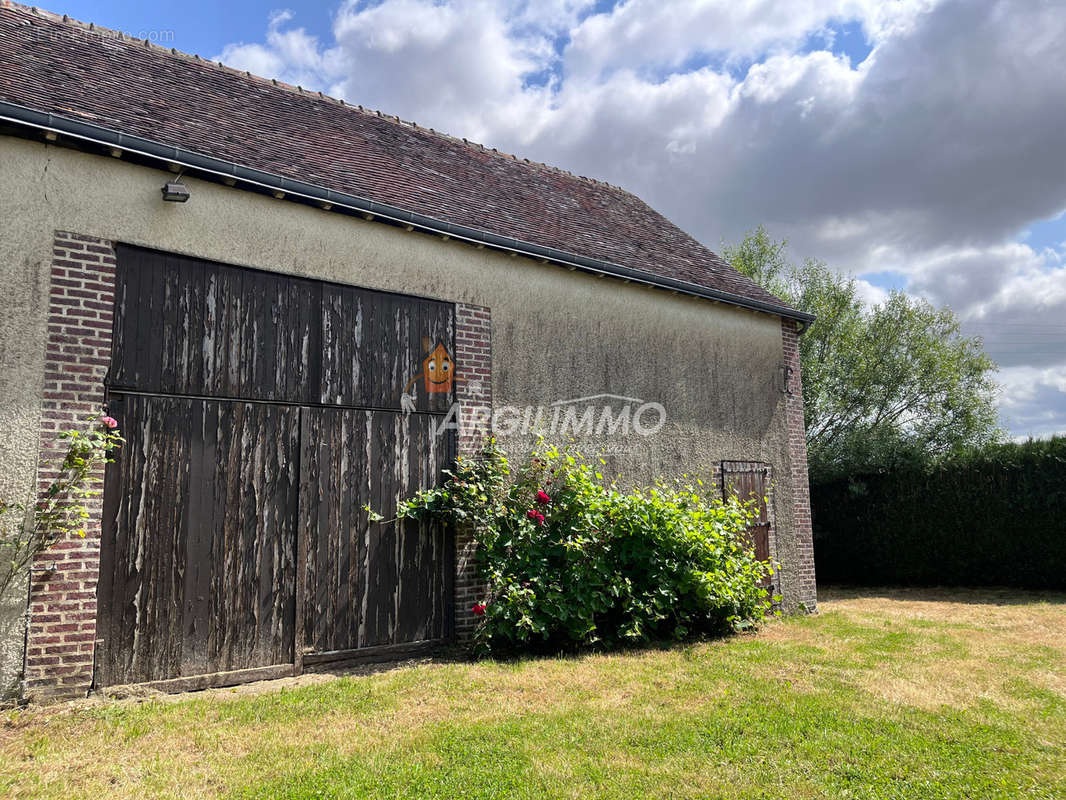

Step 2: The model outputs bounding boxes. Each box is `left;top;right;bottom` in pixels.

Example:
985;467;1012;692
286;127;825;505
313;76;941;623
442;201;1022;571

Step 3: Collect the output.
721;463;773;588
95;395;300;686
297;407;453;665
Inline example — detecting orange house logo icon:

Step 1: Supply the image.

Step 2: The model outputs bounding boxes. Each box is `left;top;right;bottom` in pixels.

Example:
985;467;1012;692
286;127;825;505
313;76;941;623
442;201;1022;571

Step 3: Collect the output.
401;338;457;412
420;341;455;394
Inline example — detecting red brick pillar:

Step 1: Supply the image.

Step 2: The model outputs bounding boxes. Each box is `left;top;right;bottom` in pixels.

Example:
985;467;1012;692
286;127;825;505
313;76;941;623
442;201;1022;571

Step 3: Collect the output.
452;303;492;643
24;232;116;702
781;318;817;612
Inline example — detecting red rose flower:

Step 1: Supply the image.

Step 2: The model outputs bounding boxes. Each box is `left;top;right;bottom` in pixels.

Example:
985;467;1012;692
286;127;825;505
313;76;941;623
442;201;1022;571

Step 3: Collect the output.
527;508;539;521
535;511;545;525
472;603;486;616
536;490;551;505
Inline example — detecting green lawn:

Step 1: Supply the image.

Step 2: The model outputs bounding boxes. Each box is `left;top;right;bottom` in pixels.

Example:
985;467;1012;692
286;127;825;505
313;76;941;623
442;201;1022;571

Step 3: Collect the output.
2;587;1064;799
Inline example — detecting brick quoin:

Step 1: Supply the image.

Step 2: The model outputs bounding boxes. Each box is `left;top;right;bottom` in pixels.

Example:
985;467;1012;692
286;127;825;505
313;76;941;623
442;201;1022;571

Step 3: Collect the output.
25;232;117;702
452;303;492;643
782;318;818;612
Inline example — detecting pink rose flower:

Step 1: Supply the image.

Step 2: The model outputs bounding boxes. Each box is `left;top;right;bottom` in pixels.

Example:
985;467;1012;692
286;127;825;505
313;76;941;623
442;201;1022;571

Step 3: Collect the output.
99;415;118;429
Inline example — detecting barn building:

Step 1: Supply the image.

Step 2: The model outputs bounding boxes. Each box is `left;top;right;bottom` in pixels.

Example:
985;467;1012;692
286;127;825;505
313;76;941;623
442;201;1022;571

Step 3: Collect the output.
0;3;817;702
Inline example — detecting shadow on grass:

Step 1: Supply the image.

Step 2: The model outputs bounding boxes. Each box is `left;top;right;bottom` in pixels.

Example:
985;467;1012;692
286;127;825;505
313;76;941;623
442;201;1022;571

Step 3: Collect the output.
819;584;1066;606
448;625;766;672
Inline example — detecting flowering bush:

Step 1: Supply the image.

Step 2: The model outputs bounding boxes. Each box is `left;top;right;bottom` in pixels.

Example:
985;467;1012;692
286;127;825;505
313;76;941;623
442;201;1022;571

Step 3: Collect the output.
0;414;123;601
395;442;774;656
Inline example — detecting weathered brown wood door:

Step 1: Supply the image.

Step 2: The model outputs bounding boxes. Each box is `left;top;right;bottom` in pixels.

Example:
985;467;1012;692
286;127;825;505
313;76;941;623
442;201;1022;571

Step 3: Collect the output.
95;246;455;687
721;462;773;589
96;396;299;685
298;409;452;667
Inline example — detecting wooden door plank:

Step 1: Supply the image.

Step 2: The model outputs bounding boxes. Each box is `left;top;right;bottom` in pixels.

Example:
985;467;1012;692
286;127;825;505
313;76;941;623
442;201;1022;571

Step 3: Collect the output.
350;410;370;649
334;411;353;651
93;392;127;688
294;407;310;676
181;399;213;677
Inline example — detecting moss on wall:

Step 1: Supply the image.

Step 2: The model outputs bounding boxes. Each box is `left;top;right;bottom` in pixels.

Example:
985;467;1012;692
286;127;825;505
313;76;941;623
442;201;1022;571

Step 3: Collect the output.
0;136;802;694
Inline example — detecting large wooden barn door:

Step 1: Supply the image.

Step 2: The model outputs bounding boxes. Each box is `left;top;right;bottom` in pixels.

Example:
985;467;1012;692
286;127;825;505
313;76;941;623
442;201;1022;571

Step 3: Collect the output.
95;246;455;688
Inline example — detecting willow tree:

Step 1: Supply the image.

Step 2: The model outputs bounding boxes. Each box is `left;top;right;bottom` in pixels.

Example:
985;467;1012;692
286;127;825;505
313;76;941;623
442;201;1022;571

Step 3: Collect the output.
724;226;1001;482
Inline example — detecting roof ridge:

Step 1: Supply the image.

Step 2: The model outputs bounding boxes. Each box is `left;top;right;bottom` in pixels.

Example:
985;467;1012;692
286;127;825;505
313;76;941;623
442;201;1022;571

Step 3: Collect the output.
7;2;625;191
0;2;807;321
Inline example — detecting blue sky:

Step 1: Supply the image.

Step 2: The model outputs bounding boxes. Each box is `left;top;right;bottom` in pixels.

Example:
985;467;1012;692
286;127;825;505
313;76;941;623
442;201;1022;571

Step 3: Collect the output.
51;0;335;58
58;1;876;82
1023;212;1066;253
805;19;872;66
40;1;1066;439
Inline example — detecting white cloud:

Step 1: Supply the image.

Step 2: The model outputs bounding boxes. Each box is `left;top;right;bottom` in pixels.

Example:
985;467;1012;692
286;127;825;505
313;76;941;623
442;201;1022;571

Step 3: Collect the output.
853;279;889;307
325;0;554;141
214;0;1066;438
217;9;337;88
562;0;935;78
998;365;1066;440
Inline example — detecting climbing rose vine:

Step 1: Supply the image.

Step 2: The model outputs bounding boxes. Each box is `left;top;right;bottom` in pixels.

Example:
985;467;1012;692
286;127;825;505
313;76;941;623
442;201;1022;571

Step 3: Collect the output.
0;413;123;602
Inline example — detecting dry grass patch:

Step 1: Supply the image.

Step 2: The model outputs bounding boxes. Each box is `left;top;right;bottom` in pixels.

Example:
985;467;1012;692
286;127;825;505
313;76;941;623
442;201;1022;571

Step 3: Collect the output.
1;587;1064;800
815;587;1066;711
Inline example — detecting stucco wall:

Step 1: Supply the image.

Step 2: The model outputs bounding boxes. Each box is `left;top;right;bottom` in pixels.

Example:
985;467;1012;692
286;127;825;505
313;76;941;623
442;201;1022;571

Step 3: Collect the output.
0;135;806;696
0;575;26;699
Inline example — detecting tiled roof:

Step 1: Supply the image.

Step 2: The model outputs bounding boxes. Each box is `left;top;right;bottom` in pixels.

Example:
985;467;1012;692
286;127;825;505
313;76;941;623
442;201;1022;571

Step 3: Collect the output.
0;3;803;319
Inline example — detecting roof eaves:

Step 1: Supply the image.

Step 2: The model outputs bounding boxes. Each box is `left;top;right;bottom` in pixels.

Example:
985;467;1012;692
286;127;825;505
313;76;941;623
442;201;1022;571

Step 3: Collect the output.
0;98;815;327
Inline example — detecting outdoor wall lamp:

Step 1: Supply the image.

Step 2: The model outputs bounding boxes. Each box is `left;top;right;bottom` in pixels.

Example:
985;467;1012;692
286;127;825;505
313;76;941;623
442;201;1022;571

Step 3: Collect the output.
780;364;794;396
161;180;190;202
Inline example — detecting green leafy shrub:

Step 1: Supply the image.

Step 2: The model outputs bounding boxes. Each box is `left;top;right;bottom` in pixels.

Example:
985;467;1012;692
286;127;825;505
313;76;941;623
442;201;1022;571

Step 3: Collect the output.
393;442;773;655
812;435;1066;588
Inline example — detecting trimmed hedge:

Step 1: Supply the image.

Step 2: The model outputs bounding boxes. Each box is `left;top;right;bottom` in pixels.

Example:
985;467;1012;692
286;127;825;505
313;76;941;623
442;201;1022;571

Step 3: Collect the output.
811;436;1066;589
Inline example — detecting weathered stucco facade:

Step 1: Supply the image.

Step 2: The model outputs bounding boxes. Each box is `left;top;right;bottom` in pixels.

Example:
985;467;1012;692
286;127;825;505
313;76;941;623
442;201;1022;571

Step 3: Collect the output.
0;135;816;698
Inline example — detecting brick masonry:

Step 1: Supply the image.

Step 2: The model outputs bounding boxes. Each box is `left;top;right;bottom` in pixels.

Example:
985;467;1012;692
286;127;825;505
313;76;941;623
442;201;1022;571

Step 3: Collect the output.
452;303;492;643
24;232;117;702
782;319;818;611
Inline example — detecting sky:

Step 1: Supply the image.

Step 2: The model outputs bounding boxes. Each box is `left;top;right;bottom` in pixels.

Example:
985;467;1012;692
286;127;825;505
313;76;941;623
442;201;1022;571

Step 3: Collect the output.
55;0;1066;439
